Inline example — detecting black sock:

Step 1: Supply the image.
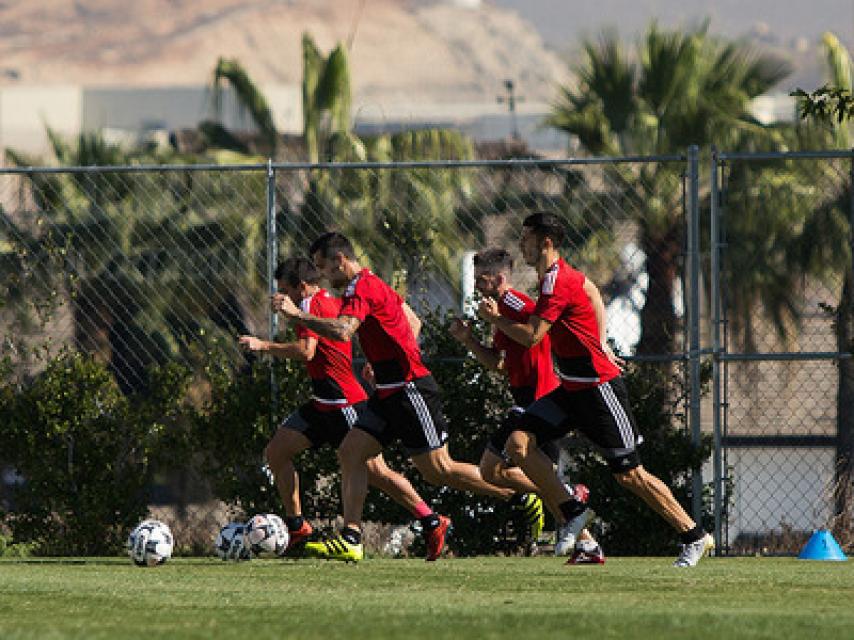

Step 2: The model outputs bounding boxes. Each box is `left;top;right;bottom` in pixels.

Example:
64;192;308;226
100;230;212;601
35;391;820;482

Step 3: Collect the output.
341;526;362;545
420;514;440;531
559;498;586;522
679;525;705;545
509;493;527;508
286;515;304;532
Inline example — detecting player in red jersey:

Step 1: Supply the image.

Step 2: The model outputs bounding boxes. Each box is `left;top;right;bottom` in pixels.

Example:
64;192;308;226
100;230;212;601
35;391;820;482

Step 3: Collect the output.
239;257;446;558
477;213;713;568
450;247;604;563
273;232;518;562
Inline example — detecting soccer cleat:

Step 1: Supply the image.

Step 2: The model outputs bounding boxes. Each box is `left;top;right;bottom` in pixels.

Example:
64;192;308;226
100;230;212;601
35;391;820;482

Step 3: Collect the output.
673;533;714;567
304;534;363;563
567;538;606;565
514;493;545;543
424;515;452;561
284;520;314;555
555;484;590;556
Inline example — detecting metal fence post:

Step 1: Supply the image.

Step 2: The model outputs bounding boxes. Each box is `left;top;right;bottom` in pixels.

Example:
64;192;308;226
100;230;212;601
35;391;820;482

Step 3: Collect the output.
266;159;279;429
687;145;703;525
710;147;723;552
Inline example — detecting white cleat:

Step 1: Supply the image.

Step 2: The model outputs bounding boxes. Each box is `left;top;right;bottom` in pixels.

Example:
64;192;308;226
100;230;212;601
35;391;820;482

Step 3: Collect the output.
674;533;714;567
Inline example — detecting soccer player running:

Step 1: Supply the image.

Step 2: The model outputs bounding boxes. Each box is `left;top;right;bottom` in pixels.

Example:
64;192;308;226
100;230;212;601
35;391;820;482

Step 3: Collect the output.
449;247;605;563
477;212;714;568
273;231;519;562
239;256;448;559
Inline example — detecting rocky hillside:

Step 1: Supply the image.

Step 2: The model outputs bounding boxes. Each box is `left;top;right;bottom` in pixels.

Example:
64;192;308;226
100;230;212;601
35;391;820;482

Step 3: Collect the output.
0;0;569;103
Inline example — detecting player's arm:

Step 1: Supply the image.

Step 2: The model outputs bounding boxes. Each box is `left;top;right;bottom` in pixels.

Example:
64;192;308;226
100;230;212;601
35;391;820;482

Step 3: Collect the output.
478;297;551;347
449;317;505;373
402;302;422;339
273;293;361;342
582;277;625;368
238;335;317;361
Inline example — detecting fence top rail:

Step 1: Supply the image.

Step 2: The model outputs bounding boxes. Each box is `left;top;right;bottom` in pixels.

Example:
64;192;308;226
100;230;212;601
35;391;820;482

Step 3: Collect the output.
718;149;854;162
0;154;687;176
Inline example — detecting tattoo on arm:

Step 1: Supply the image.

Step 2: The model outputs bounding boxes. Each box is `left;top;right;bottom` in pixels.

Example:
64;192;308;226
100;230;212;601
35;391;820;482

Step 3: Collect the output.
297;312;361;342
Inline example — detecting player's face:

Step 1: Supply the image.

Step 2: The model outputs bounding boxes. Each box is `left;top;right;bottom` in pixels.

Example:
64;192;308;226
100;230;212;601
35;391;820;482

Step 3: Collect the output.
313;251;348;288
278;279;303;303
474;267;501;298
519;228;540;266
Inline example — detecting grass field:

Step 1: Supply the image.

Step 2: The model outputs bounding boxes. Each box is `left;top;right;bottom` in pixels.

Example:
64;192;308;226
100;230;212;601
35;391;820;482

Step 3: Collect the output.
1;556;852;639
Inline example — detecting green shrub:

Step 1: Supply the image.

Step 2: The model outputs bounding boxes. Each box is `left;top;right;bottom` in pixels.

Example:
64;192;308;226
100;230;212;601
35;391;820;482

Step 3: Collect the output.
4;351;191;555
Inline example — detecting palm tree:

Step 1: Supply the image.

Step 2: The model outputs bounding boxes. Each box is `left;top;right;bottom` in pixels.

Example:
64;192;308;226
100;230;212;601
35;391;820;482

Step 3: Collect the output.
209;57;278;156
794;32;854;513
1;130;268;392
548;23;789;355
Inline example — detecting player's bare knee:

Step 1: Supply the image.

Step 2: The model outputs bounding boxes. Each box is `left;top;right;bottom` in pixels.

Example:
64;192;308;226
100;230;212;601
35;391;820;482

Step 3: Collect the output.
504;431;529;465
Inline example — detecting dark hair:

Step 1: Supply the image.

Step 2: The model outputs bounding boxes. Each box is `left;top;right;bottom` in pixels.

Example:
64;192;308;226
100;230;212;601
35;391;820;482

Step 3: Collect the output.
522;211;565;246
275;257;321;287
309;231;356;260
473;247;514;274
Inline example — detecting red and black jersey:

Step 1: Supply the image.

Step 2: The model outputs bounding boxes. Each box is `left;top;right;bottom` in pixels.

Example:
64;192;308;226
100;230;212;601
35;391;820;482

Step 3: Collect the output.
339;269;430;396
493;288;559;405
296;289;367;409
533;258;620;391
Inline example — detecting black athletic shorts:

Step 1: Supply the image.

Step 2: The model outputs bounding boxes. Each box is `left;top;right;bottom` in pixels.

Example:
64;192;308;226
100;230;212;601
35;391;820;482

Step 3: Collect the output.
354;375;450;456
518;376;643;472
281;401;364;449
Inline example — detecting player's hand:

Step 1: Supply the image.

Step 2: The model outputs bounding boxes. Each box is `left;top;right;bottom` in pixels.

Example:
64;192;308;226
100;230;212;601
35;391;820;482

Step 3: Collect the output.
272;293;300;319
361;362;376;388
238;335;266;352
477;297;500;323
449;317;473;343
603;343;626;370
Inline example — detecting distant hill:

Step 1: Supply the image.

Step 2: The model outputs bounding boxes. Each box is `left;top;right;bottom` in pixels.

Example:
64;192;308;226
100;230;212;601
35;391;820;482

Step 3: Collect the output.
0;0;569;104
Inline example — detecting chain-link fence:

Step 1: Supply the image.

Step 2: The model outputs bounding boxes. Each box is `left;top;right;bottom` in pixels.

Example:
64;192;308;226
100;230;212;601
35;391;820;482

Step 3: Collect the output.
4;150;852;556
711;149;854;554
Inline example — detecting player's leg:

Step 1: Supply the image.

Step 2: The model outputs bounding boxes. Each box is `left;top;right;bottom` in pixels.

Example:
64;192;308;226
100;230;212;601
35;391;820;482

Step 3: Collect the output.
365;453;451;561
365;453;420;513
264;426;311;515
584;378;712;566
412;445;514;500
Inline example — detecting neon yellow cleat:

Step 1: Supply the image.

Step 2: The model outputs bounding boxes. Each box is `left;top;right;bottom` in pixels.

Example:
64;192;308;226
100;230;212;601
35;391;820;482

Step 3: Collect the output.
304;534;364;563
515;493;545;542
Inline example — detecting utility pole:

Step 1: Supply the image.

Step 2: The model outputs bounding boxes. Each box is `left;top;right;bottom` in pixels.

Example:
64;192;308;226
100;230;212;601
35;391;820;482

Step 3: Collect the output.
497;79;523;141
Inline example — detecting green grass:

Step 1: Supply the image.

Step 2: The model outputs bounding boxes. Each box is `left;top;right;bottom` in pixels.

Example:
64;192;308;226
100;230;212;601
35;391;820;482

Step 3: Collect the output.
1;556;852;639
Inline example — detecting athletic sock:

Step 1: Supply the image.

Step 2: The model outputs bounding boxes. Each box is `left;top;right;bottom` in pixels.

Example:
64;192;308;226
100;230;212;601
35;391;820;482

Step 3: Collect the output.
341;526;362;545
559;498;586;522
286;515;305;532
679;525;705;545
412;501;434;519
509;493;528;508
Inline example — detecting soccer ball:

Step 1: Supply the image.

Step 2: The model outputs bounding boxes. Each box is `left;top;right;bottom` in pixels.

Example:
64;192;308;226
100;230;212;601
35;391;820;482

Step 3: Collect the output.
215;522;251;561
127;519;174;567
245;513;289;557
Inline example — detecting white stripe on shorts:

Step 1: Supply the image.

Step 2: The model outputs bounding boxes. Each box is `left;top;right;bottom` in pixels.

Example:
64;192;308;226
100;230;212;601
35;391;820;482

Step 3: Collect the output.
405;382;440;448
598;382;634;449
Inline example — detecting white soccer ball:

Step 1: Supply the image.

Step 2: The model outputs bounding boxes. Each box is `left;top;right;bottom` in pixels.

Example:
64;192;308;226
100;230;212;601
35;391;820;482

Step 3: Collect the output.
127;519;174;567
215;522;252;561
245;513;289;557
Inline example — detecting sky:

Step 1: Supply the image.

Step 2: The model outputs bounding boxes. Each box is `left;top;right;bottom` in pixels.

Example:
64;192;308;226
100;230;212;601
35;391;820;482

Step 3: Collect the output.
492;0;854;50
